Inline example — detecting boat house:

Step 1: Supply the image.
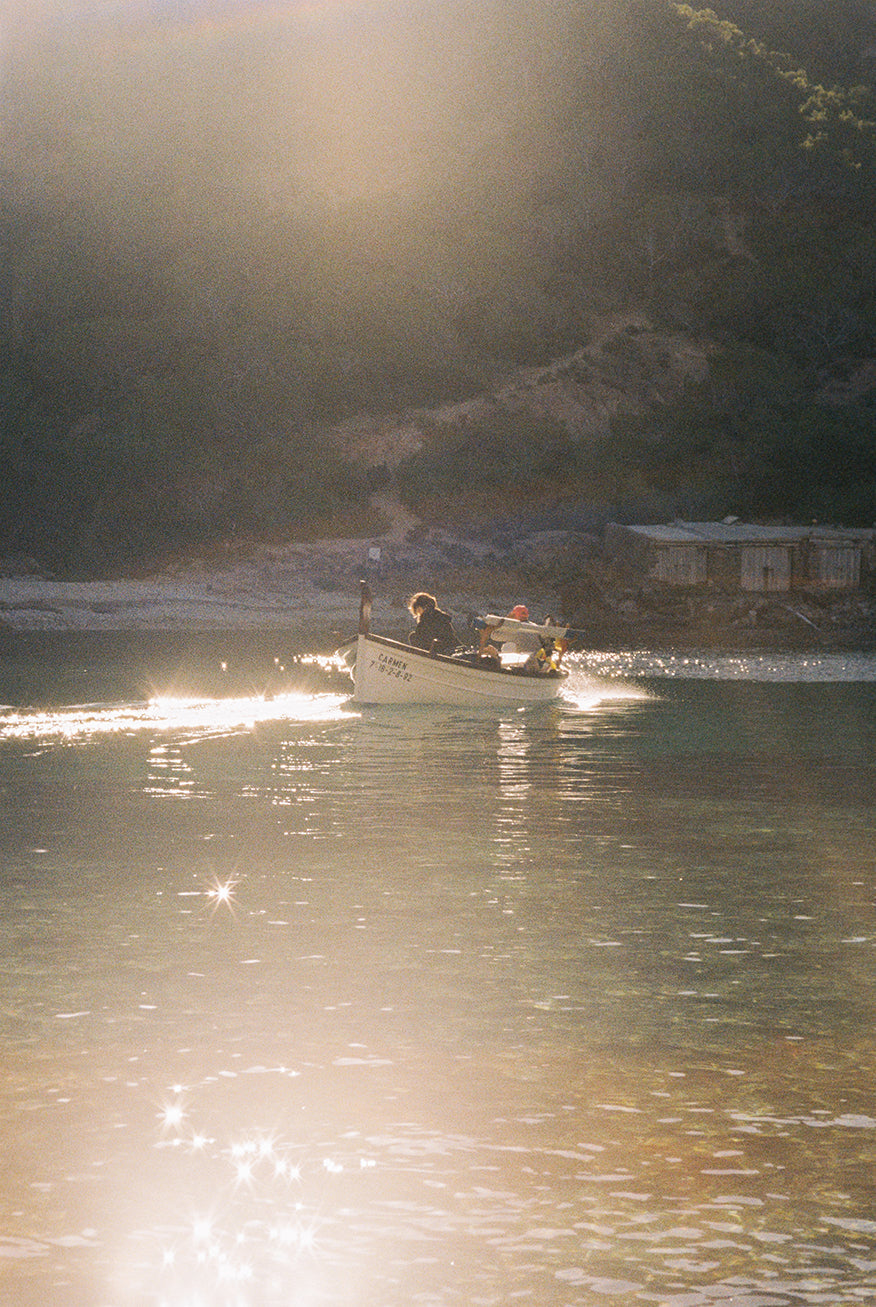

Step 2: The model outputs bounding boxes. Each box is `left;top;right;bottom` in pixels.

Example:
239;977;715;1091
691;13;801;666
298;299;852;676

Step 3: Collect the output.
604;521;876;592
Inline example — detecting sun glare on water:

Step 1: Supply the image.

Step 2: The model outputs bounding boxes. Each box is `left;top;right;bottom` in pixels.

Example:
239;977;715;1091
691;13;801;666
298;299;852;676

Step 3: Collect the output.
0;691;350;744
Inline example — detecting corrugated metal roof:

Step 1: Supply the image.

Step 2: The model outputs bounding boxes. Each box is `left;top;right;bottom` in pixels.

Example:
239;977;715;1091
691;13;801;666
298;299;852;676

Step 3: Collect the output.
621;522;874;545
809;526;875;542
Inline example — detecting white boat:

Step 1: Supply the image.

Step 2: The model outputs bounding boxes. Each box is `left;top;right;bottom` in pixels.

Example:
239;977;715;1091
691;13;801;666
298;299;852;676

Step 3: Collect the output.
337;584;570;706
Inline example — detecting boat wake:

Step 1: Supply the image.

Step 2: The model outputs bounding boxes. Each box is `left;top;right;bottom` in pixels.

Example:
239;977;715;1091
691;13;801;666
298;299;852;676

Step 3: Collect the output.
0;691;350;744
558;666;651;712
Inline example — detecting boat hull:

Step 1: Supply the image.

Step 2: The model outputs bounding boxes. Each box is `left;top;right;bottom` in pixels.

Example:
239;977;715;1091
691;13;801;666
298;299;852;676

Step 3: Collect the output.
340;633;565;705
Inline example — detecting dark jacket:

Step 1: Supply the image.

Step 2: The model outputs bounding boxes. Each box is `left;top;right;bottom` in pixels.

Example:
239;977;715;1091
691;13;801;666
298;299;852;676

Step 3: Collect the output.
409;605;458;654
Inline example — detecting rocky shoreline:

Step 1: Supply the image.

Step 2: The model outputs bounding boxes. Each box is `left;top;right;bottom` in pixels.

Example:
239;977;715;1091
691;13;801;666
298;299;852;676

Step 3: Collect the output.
1;516;874;656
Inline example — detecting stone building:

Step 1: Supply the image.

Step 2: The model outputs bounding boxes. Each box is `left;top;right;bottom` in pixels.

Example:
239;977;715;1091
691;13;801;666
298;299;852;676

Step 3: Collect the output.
604;521;875;592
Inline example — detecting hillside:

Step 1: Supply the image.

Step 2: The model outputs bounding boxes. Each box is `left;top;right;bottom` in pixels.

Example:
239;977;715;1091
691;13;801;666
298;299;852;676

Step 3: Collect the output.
3;303;873;650
332;311;711;470
2;0;875;582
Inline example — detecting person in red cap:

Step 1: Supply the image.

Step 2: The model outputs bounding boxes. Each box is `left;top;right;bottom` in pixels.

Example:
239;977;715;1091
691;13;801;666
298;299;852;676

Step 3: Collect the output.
475;604;530;666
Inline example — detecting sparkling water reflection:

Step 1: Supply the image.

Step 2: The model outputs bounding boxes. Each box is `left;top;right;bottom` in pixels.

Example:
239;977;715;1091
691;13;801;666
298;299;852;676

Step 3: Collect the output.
0;649;874;1304
578;648;876;682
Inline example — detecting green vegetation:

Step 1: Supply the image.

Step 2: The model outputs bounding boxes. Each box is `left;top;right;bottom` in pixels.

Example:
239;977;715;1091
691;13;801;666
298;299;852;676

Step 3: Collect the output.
1;0;875;574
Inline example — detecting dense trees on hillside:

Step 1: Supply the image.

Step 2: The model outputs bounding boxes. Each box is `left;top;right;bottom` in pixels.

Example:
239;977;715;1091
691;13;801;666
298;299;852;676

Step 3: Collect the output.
1;0;875;574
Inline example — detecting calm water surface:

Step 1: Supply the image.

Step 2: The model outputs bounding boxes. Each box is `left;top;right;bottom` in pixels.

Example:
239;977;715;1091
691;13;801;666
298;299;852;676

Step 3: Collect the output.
0;641;875;1306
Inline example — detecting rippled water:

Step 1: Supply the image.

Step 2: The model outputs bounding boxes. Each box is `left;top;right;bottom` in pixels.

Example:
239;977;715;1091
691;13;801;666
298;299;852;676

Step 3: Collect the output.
0;642;875;1306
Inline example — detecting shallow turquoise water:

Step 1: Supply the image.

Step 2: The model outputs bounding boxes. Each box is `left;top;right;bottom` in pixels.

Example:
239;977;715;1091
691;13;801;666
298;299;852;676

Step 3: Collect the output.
0;644;875;1305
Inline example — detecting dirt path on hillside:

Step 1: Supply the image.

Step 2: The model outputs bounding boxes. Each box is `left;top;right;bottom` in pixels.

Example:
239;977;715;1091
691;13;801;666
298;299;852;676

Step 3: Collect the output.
368;491;420;541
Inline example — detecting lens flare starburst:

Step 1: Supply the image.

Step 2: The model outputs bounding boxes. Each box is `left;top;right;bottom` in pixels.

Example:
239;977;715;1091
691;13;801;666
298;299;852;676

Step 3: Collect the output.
206;875;240;914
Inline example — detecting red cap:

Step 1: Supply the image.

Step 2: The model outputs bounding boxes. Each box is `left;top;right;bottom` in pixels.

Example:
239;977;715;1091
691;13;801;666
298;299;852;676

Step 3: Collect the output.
509;605;529;621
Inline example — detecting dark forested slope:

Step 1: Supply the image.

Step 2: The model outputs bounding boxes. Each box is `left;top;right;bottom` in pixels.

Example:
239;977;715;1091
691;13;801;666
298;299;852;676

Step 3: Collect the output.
2;0;875;576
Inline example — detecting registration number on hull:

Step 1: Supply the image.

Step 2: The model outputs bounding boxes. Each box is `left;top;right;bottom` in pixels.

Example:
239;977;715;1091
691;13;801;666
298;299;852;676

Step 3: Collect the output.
368;652;413;683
